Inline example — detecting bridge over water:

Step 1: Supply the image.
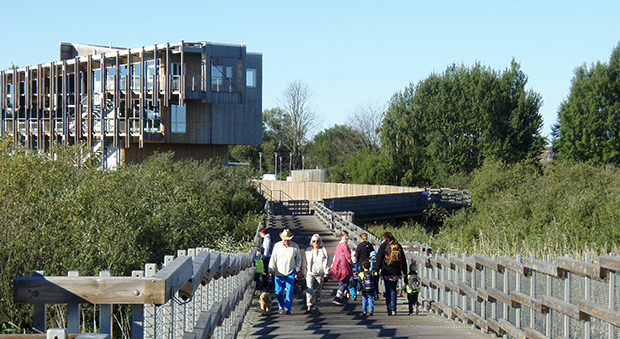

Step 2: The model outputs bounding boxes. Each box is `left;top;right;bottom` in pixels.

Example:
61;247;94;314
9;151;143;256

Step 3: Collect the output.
237;214;490;339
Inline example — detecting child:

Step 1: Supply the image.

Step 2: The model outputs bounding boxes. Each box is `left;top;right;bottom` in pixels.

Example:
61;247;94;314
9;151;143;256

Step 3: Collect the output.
368;251;379;299
358;260;376;316
404;262;421;315
348;263;361;300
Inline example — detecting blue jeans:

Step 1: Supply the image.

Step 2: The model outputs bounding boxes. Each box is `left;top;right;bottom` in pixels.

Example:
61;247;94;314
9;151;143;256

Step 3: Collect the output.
383;277;399;312
362;293;374;312
274;271;296;310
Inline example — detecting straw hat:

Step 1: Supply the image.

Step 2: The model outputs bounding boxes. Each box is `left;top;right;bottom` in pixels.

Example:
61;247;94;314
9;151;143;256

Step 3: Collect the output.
279;229;294;240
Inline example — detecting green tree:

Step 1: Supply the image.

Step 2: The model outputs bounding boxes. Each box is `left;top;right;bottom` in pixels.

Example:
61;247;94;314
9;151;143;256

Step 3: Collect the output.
305;124;363;169
382;60;545;187
552;42;620;164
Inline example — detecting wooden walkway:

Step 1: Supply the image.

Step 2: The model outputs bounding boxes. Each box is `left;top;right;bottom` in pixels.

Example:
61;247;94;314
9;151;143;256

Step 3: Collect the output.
238;215;491;339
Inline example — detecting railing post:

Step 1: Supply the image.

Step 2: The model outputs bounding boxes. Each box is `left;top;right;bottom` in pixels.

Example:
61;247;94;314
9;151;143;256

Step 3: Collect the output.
546;254;552;338
67;271;80;334
584;253;591;339
491;255;497;321
564;256;571;337
462;253;468;314
144;263;157;339
131;270;145;339
99;271;113;336
609;253;616;339
32;271;46;334
515;255;521;329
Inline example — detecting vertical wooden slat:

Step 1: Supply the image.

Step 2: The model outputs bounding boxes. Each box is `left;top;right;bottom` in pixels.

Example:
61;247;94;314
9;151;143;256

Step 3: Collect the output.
37;64;42;150
50;63;55;151
180;40;184;107
87;55;92;147
139;47;144;149
584;253;591;339
62;60;68;144
101;55;107;141
14;70;20;145
114;51;119;148
125;51;131;149
165;43;169;107
75;57;81;142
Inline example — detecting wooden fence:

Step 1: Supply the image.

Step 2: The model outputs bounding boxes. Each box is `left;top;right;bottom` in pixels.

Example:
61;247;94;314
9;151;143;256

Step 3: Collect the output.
315;202;620;339
7;237;260;339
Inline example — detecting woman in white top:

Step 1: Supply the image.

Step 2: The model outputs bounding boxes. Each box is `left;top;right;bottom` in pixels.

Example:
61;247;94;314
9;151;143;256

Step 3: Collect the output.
305;233;330;314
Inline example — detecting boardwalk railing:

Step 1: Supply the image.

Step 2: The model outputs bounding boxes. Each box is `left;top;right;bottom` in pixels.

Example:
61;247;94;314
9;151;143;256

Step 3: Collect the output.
315;201;620;339
10;239;260;339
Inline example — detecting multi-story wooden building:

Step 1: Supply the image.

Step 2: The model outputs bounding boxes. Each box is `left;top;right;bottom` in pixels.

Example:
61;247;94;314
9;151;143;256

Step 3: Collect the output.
0;41;262;168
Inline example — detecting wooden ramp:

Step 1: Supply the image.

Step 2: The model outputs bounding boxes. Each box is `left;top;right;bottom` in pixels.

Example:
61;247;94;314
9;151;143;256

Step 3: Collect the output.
238;215;491;339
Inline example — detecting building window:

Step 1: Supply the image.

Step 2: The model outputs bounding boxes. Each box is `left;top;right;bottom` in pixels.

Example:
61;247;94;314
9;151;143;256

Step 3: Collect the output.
171;63;185;91
212;65;233;91
171;104;186;133
246;68;257;88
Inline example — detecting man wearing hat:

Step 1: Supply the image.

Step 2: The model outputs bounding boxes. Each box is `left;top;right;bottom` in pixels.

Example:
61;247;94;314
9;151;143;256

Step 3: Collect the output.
268;229;301;314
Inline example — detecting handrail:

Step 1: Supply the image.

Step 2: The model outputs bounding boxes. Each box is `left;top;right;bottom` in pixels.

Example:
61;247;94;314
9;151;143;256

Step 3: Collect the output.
314;201;620;338
11;219;265;339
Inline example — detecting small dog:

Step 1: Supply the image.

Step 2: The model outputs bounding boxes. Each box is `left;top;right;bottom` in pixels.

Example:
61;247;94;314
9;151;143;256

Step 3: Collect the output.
259;292;272;315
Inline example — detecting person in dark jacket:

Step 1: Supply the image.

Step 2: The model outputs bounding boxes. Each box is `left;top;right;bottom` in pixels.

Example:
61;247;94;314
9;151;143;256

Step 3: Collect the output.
355;233;375;266
375;232;407;316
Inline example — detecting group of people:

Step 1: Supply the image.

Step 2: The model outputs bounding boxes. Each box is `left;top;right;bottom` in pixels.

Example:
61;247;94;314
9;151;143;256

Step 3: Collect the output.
256;227;421;316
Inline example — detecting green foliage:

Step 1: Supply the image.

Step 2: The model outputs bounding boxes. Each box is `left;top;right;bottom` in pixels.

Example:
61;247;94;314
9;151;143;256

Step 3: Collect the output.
553;42;620;164
381;60;545;187
0;139;263;331
328;149;393;184
375;159;620;259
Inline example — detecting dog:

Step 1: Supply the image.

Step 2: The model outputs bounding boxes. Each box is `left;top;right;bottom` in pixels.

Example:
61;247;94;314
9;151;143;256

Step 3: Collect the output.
259;292;272;315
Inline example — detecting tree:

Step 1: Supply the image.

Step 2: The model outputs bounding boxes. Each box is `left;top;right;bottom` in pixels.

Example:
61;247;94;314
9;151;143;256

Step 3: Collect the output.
552;42;620;164
382;60;545;187
345;100;385;153
305;124;364;169
277;81;320;170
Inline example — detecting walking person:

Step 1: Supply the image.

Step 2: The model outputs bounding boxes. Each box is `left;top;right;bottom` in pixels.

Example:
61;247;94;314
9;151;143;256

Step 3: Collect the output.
358;260;377;316
268;229;301;314
355;233;375;266
375;232;407;316
258;227;273;289
304;233;330;314
405;262;422;315
330;230;353;306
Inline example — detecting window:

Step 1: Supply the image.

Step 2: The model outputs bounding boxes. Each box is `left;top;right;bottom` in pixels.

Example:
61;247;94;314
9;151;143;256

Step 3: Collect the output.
171;63;186;91
211;65;233;91
246;68;257;88
170;104;186;133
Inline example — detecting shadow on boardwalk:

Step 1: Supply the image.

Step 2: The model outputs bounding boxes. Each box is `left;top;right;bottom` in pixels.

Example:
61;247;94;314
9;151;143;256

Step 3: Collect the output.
238;215;491;339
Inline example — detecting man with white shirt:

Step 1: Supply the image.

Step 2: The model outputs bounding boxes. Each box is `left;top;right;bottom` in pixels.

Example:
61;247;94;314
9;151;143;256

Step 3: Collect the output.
268;229;301;314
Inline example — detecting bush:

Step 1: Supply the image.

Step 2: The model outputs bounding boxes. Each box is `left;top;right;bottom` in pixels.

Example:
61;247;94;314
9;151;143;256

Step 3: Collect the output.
0;139;263;331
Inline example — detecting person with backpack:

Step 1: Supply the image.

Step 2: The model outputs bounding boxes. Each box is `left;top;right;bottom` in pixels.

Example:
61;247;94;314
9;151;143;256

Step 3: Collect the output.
404;262;421;315
358;260;377;316
375;232;408;316
355;233;375;267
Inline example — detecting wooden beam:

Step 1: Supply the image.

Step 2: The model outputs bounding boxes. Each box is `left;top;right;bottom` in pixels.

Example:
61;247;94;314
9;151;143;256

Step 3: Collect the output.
498;318;525;339
523;257;562;277
152;255;193;302
511;291;548;313
578;299;620;327
497;255;529;276
436;255;453;269
14;276;165;304
599;255;620;273
556;256;606;279
450;255;471;271
541;295;582;320
524;327;550;339
487;287;514;306
487;318;503;335
474;254;500;272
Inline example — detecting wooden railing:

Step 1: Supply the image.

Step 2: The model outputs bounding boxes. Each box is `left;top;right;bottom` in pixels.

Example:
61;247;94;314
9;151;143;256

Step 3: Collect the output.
314;201;620;339
9;233;261;339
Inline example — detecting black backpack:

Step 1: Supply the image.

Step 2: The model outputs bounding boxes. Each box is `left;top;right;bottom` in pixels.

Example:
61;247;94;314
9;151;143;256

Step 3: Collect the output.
384;241;403;266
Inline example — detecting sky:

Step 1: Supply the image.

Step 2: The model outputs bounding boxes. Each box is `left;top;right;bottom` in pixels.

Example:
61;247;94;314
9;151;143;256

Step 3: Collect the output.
1;1;619;141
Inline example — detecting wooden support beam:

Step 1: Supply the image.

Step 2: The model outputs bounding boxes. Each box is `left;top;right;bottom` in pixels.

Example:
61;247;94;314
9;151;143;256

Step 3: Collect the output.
474;254;500;272
498;318;525;339
523;257;562;277
556;256;606;279
14;276;165;304
541;294;582;320
497;255;529;276
511;291;548;313
578;299;620;327
599;255;620;273
524;327;550;339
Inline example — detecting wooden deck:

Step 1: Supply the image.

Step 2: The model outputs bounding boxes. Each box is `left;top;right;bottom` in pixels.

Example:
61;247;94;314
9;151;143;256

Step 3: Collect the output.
238;215;491;339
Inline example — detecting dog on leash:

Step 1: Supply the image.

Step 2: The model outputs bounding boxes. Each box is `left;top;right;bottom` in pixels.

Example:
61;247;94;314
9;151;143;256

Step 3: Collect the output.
259;292;272;315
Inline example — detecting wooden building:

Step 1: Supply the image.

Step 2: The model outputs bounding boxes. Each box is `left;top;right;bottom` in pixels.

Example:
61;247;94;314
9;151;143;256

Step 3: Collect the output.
0;41;262;168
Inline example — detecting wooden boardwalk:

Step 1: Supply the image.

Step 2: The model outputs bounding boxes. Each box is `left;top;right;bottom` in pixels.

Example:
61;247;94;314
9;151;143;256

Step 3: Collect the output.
238;215;491;339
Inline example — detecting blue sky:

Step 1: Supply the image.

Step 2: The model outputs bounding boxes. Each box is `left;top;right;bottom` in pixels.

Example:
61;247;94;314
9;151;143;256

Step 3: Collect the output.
2;1;619;141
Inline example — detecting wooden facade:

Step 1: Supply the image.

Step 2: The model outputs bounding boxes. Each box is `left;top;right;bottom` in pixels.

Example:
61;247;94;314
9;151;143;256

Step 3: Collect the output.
0;41;262;168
